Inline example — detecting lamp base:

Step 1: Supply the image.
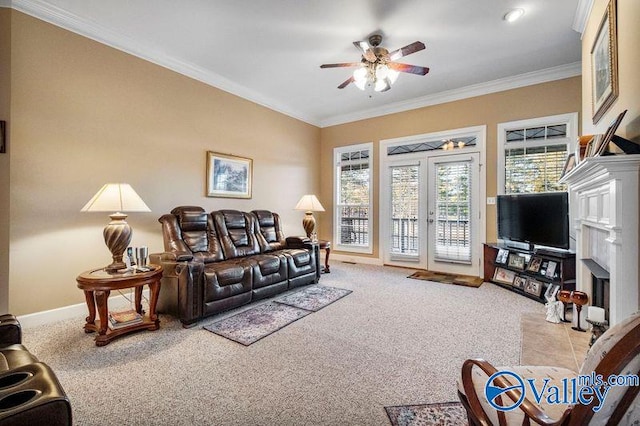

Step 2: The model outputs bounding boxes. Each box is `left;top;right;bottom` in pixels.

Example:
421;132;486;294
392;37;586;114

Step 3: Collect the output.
103;212;132;273
302;212;316;239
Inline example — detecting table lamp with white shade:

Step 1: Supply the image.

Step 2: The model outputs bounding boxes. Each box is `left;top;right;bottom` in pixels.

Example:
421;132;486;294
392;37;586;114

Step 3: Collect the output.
81;183;150;273
294;194;325;239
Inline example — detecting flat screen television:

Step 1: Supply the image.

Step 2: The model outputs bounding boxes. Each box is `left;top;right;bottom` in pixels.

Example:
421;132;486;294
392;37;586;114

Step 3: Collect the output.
497;192;570;250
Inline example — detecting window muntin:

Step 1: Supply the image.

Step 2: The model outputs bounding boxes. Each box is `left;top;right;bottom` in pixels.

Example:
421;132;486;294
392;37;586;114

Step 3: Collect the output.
387;137;477;156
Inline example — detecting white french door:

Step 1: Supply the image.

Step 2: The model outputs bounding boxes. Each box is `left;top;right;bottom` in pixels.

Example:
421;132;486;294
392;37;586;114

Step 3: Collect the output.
380;125;485;276
427;153;480;275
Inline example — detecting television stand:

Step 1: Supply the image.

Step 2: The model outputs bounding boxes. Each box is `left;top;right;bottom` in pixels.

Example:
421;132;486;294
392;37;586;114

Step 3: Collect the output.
483;243;576;304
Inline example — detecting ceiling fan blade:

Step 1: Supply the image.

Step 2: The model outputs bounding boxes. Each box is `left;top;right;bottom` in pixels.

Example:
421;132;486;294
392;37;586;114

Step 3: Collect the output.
388;62;430;75
353;41;376;62
320;62;361;69
338;76;355;89
387;41;425;61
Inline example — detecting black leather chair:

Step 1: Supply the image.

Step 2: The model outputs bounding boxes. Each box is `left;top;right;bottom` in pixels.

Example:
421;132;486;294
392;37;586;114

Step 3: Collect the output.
0;314;72;426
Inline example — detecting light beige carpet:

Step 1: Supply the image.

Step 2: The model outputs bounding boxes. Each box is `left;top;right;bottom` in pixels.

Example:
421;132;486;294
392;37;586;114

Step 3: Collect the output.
21;263;538;425
407;270;484;287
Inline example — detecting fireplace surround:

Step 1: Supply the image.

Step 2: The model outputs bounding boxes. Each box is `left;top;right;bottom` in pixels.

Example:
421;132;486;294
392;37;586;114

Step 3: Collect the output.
560;155;640;326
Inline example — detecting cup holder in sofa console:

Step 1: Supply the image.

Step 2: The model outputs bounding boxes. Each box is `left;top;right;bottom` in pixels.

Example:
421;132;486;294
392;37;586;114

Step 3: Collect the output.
0;372;33;390
0;389;40;410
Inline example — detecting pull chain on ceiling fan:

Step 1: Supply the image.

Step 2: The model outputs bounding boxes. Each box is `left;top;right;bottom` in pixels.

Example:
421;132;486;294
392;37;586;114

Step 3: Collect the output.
320;34;430;92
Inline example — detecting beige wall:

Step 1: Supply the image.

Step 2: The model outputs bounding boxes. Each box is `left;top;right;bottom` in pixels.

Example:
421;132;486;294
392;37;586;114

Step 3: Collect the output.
10;2;634;313
319;77;582;259
582;0;640;140
0;9;10;313
7;12;320;315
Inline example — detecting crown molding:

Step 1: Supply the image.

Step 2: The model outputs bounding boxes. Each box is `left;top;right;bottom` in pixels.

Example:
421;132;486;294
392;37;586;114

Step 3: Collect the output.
9;0;321;126
8;0;583;129
319;62;582;128
573;0;595;36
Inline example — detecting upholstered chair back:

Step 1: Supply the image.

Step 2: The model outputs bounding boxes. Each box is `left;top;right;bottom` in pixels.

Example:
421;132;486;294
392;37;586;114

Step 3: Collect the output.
213;210;261;259
574;311;640;424
252;210;286;251
158;206;224;263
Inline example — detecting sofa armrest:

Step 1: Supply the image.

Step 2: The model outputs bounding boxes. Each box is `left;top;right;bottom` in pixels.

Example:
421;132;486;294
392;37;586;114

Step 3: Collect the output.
0;314;22;345
149;254;204;327
285;237;320;282
285;236;313;249
151;251;193;263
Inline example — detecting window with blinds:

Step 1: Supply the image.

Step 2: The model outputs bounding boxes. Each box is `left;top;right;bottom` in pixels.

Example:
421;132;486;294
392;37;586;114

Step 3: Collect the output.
502;120;571;194
390;165;419;258
505;145;566;193
434;161;472;263
334;144;372;252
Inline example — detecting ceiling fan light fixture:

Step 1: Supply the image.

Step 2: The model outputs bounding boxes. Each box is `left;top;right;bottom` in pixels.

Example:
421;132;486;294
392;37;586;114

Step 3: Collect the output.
504;8;525;22
353;66;367;82
374;78;391;92
321;35;428;92
376;64;389;79
388;69;400;84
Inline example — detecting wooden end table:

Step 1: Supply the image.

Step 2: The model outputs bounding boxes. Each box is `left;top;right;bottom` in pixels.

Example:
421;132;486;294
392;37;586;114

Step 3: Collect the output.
318;240;331;273
76;265;163;346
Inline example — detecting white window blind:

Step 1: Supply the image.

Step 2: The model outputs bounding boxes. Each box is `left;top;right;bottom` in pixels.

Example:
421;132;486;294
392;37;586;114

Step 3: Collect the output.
434;161;472;263
335;146;371;250
505;145;567;193
502;119;571;194
390;165;419;257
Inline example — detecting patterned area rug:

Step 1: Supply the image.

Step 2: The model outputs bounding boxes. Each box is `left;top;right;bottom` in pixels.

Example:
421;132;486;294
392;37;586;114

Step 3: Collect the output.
385;402;467;426
204;285;352;345
203;302;311;346
274;285;352;312
407;270;483;288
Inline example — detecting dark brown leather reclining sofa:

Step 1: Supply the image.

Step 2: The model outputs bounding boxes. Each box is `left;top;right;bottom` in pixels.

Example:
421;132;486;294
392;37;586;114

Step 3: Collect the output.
0;314;72;425
151;207;320;327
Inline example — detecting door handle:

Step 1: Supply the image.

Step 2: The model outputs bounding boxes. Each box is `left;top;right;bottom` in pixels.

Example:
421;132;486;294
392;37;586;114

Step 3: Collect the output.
428;218;434;223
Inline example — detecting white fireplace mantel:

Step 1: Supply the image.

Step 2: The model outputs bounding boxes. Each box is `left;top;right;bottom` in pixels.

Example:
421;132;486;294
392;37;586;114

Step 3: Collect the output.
560;155;640;326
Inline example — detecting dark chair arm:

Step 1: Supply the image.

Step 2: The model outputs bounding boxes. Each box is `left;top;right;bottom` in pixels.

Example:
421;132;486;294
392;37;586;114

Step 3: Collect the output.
0;314;22;345
150;251;193;263
149;254;204;327
461;358;570;426
285;236;313;249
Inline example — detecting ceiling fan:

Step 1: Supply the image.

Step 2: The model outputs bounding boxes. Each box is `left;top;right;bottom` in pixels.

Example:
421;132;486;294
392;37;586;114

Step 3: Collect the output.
320;34;429;92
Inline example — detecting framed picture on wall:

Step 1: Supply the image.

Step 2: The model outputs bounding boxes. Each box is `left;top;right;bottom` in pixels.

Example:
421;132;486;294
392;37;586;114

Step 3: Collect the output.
206;151;253;198
590;0;618;124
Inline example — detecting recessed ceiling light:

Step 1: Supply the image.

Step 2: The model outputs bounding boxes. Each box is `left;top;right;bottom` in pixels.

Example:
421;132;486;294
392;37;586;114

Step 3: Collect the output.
504;8;525;22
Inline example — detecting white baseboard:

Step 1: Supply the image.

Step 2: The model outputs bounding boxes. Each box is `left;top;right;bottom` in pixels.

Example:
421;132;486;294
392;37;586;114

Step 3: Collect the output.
330;253;383;266
17;255;381;327
17;289;150;328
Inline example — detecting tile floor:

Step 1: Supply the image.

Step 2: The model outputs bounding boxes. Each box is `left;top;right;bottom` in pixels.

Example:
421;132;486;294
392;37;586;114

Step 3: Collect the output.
521;311;591;371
